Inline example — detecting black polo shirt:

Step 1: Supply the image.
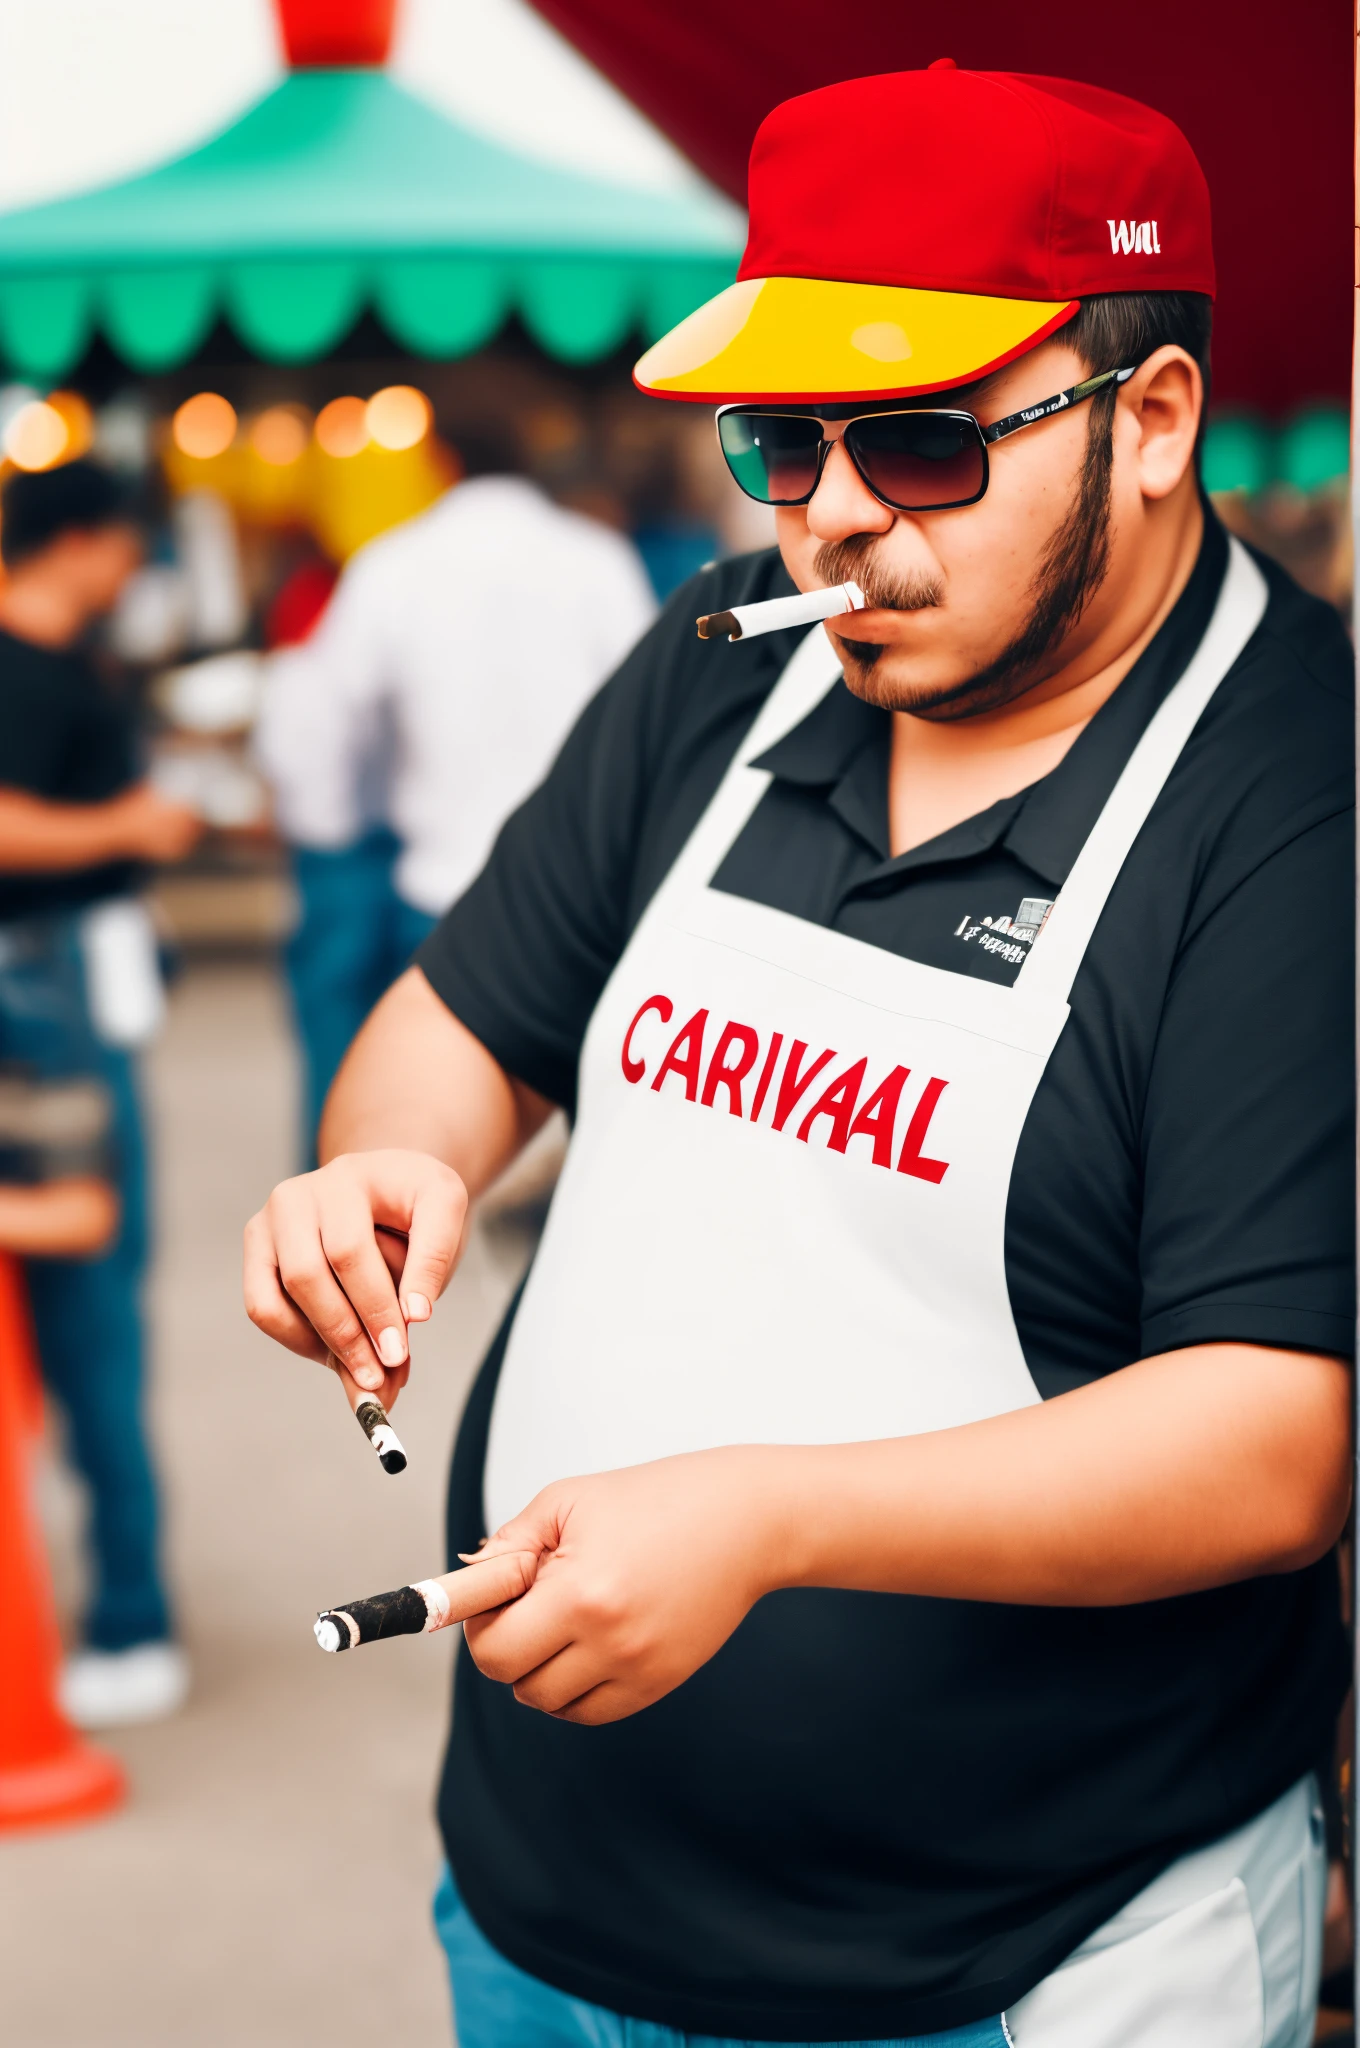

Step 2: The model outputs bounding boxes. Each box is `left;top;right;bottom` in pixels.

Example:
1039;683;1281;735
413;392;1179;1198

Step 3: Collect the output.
417;513;1354;2040
0;629;140;924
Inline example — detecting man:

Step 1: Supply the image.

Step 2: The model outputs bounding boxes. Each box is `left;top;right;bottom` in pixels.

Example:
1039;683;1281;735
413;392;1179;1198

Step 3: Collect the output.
245;69;1352;2047
0;459;201;1726
254;419;655;1157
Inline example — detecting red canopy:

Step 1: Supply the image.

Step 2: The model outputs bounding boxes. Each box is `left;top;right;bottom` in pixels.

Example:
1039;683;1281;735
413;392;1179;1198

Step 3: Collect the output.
531;1;1350;415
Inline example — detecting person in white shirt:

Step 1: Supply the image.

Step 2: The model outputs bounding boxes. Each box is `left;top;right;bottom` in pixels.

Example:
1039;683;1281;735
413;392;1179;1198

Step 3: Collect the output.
256;440;656;1156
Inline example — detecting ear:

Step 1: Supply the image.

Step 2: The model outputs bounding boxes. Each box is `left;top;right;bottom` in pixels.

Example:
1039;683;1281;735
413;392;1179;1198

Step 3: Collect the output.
1120;345;1202;503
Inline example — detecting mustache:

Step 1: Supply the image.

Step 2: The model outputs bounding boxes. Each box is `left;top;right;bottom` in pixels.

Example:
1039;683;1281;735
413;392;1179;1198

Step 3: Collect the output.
813;537;943;613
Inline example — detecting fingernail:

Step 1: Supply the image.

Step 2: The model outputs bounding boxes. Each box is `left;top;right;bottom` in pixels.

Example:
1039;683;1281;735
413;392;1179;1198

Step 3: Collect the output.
377;1327;407;1367
405;1293;431;1322
356;1366;384;1390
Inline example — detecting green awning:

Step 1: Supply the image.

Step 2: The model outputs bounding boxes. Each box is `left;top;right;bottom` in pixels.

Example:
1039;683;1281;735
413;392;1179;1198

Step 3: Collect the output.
0;69;745;380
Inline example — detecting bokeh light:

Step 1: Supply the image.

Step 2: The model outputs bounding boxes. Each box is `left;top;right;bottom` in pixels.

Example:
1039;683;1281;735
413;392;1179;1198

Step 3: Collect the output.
173;392;237;460
46;391;94;462
251;406;310;467
365;384;431;452
315;396;369;459
3;400;70;471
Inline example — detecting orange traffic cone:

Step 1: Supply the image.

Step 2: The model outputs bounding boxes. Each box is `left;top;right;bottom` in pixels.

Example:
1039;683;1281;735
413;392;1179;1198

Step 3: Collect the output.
0;1250;124;1831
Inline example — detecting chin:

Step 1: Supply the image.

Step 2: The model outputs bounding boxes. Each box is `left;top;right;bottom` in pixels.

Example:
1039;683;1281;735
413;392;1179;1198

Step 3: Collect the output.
838;647;938;713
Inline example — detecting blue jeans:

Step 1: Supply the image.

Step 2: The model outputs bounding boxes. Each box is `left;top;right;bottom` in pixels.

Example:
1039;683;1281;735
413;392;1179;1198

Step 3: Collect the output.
0;920;167;1651
285;830;436;1164
434;1868;1008;2048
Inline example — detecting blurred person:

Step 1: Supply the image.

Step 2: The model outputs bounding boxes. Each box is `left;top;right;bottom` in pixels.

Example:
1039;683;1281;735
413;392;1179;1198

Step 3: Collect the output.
255;420;655;1159
265;548;338;654
0;460;202;1725
0;1068;118;1257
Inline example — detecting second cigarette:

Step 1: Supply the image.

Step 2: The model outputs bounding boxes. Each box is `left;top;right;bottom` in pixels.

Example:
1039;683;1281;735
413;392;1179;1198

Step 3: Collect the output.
315;1577;451;1651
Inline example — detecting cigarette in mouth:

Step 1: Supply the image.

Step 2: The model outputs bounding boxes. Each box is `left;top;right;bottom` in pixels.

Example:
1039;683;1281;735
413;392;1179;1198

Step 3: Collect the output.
314;1549;541;1651
696;579;866;642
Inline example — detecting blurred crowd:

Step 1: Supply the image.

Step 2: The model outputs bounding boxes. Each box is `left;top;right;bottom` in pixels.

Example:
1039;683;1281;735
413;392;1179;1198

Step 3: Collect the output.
0;355;704;1728
0;360;1349;1741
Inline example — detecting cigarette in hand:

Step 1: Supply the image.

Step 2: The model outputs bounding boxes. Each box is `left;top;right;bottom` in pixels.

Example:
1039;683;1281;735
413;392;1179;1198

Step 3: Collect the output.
314;1549;539;1652
314;1579;449;1651
696;579;865;642
331;1353;407;1475
353;1394;406;1474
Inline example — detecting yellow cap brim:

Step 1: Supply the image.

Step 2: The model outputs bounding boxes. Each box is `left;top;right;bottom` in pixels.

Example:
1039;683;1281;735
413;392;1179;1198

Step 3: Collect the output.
634;276;1077;404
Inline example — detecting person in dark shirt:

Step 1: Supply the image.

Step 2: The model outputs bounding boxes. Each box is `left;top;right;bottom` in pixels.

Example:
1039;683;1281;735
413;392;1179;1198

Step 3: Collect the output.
0;460;201;1727
0;626;141;921
245;70;1351;2048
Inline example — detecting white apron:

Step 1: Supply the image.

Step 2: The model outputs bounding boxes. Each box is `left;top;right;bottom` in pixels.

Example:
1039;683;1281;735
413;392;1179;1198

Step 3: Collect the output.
484;536;1268;1530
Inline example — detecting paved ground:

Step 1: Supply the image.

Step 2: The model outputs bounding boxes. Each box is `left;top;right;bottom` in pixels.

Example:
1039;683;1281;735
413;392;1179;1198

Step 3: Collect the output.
0;960;533;2048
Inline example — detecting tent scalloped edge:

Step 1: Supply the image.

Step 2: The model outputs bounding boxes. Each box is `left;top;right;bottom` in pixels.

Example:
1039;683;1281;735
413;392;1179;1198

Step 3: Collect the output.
0;255;738;383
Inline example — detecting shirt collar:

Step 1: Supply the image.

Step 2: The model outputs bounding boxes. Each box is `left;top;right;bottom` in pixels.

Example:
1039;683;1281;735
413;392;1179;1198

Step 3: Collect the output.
751;509;1231;889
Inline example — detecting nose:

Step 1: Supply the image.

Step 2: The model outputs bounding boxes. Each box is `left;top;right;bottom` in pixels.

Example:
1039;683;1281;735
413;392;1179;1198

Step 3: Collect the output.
805;436;895;543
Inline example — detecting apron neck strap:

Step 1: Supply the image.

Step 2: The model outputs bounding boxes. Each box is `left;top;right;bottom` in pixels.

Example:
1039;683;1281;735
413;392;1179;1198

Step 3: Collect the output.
1015;535;1269;1006
734;623;849;768
656;624;846;902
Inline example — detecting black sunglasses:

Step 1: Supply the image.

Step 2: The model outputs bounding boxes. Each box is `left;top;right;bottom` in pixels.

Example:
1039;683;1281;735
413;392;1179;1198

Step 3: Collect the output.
716;366;1136;514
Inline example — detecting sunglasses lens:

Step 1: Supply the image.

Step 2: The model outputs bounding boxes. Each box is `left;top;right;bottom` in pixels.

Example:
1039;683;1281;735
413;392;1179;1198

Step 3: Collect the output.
717;412;824;504
846;413;985;509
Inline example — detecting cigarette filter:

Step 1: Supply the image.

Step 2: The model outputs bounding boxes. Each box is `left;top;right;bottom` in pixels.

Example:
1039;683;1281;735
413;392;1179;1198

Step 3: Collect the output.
315;1577;452;1652
354;1395;407;1475
696;580;866;643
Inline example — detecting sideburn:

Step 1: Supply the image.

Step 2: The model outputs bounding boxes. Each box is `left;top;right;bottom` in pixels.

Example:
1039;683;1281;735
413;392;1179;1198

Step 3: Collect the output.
920;392;1118;720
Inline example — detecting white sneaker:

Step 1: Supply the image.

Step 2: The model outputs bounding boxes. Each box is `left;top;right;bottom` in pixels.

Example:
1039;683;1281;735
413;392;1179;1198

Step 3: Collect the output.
59;1642;190;1729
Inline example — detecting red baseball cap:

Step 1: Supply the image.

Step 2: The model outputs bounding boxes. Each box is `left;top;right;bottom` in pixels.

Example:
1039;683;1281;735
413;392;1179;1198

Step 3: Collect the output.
635;64;1214;404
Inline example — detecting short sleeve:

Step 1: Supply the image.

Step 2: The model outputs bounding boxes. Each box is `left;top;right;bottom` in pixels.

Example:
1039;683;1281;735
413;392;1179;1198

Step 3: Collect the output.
1138;807;1356;1360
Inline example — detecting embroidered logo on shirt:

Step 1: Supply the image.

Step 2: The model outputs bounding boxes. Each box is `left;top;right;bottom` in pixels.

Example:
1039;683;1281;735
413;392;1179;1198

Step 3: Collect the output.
953;897;1054;965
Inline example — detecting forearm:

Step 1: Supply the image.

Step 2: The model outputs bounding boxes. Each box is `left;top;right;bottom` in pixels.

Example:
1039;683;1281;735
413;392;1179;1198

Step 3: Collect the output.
0;1178;118;1256
757;1343;1351;1606
319;966;552;1198
0;788;128;869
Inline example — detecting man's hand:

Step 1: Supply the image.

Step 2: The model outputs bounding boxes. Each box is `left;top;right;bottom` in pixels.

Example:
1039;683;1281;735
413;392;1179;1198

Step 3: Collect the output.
242;972;553;1418
0;780;203;870
243;1148;470;1395
463;1449;785;1724
107;783;203;863
0;1176;118;1257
